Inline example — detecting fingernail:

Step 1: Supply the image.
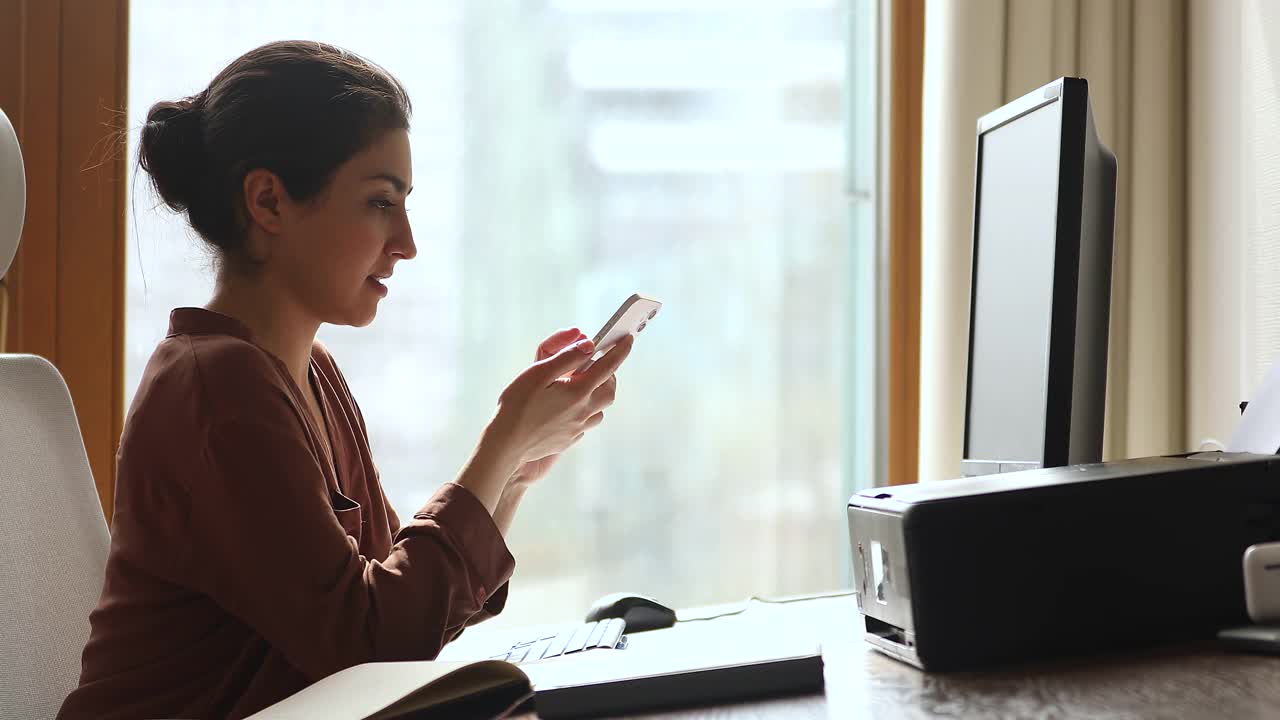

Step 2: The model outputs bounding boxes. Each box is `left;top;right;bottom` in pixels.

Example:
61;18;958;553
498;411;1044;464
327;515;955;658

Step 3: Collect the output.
577;340;594;354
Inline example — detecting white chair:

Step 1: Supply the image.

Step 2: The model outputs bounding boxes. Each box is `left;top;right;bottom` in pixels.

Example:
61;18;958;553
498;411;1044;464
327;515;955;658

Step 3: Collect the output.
0;108;110;719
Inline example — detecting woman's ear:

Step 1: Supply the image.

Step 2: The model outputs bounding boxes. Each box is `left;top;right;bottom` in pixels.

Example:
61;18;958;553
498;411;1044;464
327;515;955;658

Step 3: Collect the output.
241;169;287;263
242;168;286;236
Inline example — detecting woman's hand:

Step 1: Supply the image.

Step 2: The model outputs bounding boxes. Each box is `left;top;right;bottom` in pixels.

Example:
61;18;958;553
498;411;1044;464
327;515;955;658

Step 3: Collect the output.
508;328;589;484
492;328;632;475
453;327;631;516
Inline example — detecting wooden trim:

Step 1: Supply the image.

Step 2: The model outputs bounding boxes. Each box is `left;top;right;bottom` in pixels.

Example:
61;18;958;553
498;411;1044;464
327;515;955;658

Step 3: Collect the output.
2;0;59;363
887;0;924;485
0;0;17;355
0;0;128;521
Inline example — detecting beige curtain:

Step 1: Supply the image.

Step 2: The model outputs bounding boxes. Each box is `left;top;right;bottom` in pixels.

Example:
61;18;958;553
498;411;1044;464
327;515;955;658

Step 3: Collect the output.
919;0;1187;481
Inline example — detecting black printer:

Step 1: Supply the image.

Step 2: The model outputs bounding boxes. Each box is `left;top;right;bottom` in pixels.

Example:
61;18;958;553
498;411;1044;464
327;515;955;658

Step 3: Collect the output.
847;452;1280;670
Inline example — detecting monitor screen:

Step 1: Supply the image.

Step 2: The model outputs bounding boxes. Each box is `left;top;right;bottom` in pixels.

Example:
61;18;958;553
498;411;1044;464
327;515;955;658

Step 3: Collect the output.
965;100;1063;463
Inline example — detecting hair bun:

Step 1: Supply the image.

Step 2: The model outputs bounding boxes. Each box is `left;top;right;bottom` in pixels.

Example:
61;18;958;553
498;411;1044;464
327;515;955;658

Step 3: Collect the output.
139;97;207;212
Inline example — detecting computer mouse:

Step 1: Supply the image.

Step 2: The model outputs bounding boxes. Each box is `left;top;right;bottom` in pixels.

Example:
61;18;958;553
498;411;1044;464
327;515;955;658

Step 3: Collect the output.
584;592;677;633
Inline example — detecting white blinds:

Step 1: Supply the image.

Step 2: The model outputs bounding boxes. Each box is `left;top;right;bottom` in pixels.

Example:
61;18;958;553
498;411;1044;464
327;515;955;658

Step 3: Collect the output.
1245;0;1280;391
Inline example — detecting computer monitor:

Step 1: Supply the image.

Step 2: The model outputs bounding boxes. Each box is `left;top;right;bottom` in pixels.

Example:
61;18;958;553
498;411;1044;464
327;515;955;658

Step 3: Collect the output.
961;77;1117;478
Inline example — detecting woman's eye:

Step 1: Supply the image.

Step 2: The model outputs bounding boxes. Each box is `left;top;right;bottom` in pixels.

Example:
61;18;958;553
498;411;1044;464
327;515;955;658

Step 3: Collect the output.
371;198;396;210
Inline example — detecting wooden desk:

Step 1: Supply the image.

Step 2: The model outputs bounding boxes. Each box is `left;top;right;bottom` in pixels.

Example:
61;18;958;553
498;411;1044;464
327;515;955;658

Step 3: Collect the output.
500;594;1280;719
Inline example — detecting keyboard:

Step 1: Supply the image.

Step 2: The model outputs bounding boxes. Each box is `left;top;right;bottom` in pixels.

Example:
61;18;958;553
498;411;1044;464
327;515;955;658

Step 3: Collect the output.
489;617;629;664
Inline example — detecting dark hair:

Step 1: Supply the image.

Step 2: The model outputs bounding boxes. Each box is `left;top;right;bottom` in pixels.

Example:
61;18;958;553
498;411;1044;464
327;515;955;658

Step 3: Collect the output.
139;40;411;258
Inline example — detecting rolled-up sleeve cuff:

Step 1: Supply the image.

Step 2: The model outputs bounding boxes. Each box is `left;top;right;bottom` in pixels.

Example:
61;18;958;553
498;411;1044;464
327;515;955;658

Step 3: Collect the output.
483;581;509;614
409;482;515;610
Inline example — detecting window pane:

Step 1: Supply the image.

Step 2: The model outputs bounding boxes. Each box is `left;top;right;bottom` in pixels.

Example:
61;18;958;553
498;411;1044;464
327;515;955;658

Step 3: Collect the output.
126;0;866;627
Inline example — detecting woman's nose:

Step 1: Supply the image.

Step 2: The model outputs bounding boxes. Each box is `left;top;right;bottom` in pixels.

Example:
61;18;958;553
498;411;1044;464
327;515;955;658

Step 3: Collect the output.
391;216;416;260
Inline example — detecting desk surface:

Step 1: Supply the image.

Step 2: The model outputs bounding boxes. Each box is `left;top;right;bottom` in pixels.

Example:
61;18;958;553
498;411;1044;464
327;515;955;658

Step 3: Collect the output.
490;594;1280;720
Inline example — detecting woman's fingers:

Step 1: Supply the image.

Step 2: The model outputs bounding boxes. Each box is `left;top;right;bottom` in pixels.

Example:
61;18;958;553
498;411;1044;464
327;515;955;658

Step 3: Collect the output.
500;327;625;464
588;375;617;413
530;338;596;384
577;334;633;391
537;328;587;361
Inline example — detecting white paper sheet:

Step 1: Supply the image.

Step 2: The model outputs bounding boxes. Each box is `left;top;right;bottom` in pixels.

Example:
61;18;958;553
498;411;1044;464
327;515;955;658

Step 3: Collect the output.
1229;359;1280;453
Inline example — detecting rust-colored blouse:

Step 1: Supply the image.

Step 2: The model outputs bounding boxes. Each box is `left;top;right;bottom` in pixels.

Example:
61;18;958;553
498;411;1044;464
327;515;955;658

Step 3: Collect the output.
57;308;514;720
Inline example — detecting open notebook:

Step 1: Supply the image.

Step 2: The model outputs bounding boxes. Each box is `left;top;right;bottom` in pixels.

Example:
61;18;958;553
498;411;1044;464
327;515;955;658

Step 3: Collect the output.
245;645;824;720
244;659;533;720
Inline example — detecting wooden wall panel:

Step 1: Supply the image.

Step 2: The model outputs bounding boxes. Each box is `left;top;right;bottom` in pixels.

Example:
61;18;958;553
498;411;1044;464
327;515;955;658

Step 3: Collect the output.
0;0;128;521
3;1;60;362
0;2;20;350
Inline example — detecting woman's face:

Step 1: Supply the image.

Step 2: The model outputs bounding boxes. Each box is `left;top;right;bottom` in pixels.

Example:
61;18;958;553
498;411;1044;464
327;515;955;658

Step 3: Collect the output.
274;128;416;328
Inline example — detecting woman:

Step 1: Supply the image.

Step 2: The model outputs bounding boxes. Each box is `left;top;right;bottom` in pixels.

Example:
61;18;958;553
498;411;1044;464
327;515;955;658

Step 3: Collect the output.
57;40;631;720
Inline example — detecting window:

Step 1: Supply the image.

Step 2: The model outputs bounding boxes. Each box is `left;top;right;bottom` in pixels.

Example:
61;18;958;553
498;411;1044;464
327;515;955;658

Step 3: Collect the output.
1244;0;1280;387
126;0;876;626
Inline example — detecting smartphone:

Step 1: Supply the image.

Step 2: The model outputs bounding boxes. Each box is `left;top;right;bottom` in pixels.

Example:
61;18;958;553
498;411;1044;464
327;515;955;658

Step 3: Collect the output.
577;294;661;373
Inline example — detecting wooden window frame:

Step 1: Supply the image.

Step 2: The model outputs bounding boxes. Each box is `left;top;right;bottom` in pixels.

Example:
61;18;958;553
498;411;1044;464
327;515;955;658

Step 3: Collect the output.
0;0;129;521
888;0;923;485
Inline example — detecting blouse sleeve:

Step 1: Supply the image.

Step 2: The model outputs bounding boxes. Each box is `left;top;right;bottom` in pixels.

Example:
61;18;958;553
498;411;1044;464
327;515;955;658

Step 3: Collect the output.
183;397;514;682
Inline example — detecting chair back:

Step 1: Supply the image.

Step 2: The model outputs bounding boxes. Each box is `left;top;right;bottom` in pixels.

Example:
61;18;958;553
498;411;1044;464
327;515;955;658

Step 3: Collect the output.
0;108;110;720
